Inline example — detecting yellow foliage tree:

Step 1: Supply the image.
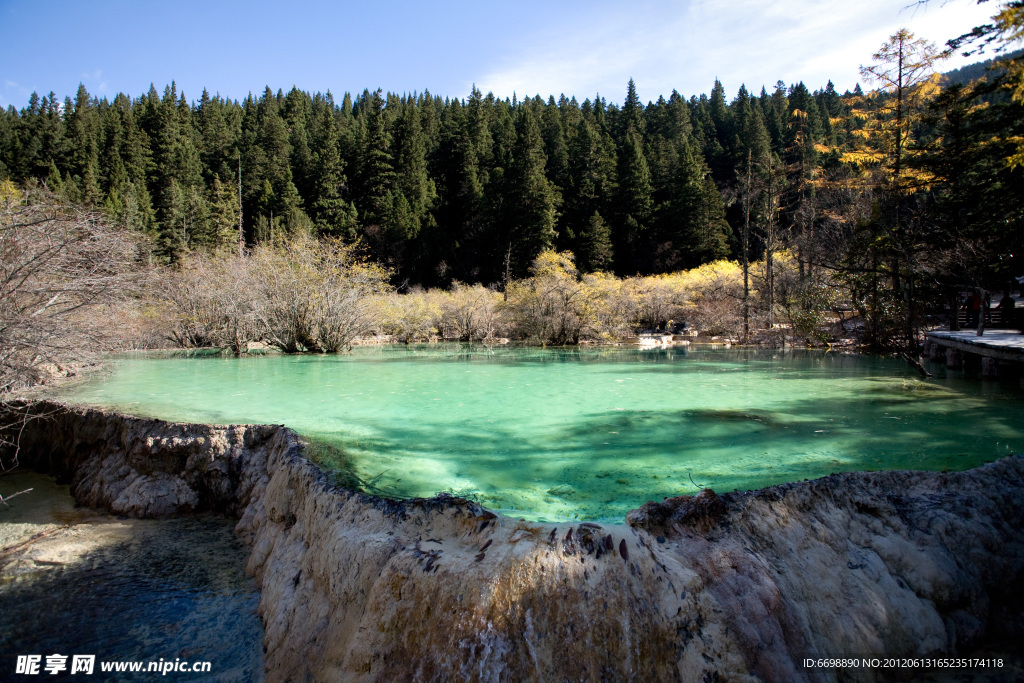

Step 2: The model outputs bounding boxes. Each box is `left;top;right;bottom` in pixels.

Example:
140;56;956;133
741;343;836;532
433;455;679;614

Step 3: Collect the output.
848;29;945;194
994;3;1024;167
840;28;946;348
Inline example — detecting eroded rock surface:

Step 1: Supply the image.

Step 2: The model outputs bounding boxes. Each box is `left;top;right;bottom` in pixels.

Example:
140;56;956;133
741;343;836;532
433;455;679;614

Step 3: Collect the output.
3;399;1022;682
2;399;276;517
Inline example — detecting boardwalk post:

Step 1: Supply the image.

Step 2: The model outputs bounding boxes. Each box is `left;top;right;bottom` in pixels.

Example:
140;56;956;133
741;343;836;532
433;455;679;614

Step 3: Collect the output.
946;348;963;369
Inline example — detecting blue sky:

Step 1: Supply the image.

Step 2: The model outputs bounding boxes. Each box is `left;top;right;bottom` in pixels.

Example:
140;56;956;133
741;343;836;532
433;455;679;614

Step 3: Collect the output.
0;0;1004;109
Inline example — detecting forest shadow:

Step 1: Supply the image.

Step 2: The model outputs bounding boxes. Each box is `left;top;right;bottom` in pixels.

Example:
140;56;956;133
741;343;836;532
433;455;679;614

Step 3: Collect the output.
305;383;1022;520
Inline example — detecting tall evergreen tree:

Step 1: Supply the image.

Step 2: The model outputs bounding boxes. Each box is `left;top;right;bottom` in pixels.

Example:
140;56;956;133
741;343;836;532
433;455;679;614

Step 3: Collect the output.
393;99;436;234
310;102;358;241
566;114;616;229
208;173;240;254
65;84;102;204
654;136;730;270
357;89;397;233
618;78;646;138
500;106;559;279
149;83;205;259
577;211;614;272
615;127;653;272
196;89;238;185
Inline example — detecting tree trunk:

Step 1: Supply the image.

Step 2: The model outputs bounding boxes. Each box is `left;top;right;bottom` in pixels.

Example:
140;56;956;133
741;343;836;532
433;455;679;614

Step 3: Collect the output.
237;155;244;258
743;150;751;343
977;287;986;337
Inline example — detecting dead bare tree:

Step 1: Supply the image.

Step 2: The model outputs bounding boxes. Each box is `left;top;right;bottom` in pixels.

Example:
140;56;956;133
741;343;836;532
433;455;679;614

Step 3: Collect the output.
0;183;146;469
0;183;145;393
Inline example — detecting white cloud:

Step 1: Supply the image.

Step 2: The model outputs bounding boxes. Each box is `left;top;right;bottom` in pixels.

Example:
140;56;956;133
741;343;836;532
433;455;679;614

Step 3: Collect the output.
474;0;998;103
79;69;110;95
0;79;33;108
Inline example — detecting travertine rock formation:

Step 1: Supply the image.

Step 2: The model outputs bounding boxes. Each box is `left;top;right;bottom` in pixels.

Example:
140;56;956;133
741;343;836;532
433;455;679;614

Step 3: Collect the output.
3;399;1022;682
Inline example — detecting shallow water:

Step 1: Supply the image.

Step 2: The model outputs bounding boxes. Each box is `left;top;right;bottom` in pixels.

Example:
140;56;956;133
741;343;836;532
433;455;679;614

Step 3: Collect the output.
56;345;1024;522
0;473;263;681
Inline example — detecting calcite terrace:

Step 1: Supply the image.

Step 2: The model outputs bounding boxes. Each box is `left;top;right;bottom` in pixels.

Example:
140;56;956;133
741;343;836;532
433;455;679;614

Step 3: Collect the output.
3;399;1022;681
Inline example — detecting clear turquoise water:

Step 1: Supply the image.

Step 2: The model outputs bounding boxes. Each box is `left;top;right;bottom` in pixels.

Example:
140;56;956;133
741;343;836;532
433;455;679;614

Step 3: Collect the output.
57;345;1024;522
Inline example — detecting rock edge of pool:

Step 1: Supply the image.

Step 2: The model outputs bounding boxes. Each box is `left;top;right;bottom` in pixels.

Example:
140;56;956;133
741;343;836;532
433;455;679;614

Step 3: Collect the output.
2;398;1023;682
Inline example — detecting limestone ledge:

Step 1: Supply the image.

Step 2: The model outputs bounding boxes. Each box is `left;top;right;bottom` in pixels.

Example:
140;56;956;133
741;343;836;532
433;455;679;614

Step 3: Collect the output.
2;398;1022;682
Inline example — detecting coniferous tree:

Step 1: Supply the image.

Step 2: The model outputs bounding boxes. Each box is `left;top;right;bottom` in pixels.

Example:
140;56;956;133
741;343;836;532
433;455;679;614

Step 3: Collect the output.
208;173;240;254
65;84;102;204
705;79;733;181
36;92;68;180
466;86;494;180
357;89;397;239
577;211;614;272
500;106;559;279
392;99;438;275
542;96;570;211
615;127;653;272
99;100;130;215
149;83;205;259
618;78;646;138
196;89;238;185
283;87;314;202
392;99;436;235
566;114;616;261
0;101;24;179
430;100;485;283
256;88;305;238
310;102;358;241
655;136;730;270
919;78;1024;302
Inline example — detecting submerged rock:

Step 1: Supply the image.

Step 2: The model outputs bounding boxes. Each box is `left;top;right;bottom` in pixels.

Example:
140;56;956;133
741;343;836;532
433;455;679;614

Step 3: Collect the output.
2;399;1023;681
545;484;576;496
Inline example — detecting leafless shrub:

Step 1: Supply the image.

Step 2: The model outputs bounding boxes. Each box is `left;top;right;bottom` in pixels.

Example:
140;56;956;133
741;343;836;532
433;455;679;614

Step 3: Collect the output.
378;284;506;342
256;237;391;352
167;255;259;354
504;251;593;345
628;275;690;331
166;236;392;354
439;283;503;341
378;288;443;342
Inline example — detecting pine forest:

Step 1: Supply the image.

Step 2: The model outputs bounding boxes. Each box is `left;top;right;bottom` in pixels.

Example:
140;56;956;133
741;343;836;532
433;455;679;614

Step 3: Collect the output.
1;24;1023;366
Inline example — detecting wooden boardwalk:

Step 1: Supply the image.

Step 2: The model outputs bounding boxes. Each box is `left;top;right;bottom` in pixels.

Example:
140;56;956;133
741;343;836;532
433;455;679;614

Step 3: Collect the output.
926;330;1024;362
925;329;1024;378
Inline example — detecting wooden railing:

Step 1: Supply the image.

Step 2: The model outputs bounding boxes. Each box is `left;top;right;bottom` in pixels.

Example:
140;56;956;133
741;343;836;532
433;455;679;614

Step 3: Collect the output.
957;308;1019;329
